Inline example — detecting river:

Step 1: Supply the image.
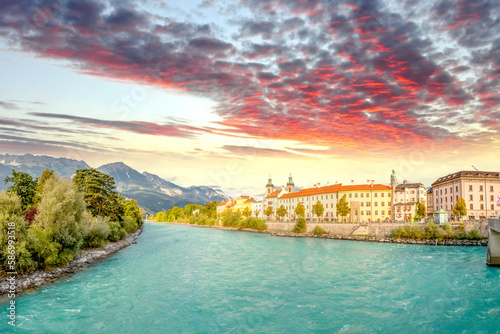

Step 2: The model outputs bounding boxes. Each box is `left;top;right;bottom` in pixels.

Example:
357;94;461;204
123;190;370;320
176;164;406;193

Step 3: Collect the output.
1;223;499;333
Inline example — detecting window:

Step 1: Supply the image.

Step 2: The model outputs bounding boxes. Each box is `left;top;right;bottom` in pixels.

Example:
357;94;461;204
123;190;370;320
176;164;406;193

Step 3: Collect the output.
382;210;385;215
355;193;358;198
349;194;352;198
469;195;473;201
366;202;371;207
387;202;390;207
480;204;484;210
321;196;323;200
445;188;447;194
361;193;364;198
492;204;495;210
388;210;391;215
480;195;484;201
469;185;473;191
381;193;385;197
361;202;364;207
366;211;371;215
388;193;391;197
366;193;369;197
361;211;364;215
374;202;378;207
480;186;483;191
490;186;494;192
326;204;328;208
440;198;443;203
470;204;473;210
374;193;378;197
375;210;378;215
381;202;385;206
491;195;494;201
440;189;443;195
456;195;458;201
456;186;458;192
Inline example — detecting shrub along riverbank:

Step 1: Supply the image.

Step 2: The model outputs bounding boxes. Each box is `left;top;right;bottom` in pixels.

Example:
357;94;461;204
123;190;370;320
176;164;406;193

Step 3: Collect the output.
0;168;143;276
391;222;482;241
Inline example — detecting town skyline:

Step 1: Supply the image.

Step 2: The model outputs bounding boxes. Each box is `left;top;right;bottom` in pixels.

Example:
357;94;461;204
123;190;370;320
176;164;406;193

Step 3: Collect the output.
0;0;499;197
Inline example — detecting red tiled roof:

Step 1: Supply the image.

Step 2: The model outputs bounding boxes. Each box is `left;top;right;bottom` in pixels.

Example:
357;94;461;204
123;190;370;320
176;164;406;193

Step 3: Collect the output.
265;189;281;198
280;184;342;198
244;198;256;203
340;184;391;191
217;200;229;206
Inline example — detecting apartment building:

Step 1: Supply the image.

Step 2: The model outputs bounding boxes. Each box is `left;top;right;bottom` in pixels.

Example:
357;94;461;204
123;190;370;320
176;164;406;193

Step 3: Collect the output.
431;171;500;219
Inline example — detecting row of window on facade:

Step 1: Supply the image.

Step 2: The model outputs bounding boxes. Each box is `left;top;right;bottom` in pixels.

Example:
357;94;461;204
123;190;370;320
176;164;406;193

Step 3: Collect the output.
437;194;496;203
283;201;391;211
438;185;495;196
299;210;391;217
438;204;497;211
280;192;391;204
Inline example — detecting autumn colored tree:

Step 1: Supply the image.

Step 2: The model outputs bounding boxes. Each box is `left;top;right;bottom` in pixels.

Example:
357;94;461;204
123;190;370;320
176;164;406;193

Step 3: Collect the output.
312;200;324;221
264;206;274;220
276;205;287;221
414;201;427;219
242;206;252;218
336;195;350;222
453;198;467;218
34;169;55;203
295;202;305;218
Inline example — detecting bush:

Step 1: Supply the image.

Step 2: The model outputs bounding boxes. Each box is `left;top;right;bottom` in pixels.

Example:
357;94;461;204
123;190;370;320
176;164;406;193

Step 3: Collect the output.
313;225;327;235
121;216;138;234
293;217;307;233
222;210;241;228
27;226;61;269
22;207;38;226
108;221;125;242
240;217;268;231
82;215;111;248
466;229;481;240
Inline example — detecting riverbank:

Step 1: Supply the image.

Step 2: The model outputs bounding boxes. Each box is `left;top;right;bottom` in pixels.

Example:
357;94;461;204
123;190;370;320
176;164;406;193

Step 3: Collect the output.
160;221;488;246
0;225;143;296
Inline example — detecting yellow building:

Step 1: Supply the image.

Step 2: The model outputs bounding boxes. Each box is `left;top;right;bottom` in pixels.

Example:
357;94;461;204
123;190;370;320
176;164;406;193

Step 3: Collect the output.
232;196;255;215
338;184;392;222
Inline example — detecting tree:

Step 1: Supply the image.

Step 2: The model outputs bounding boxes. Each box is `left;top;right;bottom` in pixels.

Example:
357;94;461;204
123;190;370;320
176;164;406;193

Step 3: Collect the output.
453;197;467;218
204;200;218;218
293;217;307;233
337;195;350;222
312;200;324;221
254;209;260;217
264;206;274;220
73;168;123;221
4;169;37;211
295;202;305;218
35;169;55;202
414;201;426;219
242;206;252;218
276;205;287;221
35;176;86;257
121;197;143;227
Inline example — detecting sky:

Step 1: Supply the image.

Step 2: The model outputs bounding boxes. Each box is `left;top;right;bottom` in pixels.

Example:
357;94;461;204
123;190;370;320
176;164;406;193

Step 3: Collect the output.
0;0;499;198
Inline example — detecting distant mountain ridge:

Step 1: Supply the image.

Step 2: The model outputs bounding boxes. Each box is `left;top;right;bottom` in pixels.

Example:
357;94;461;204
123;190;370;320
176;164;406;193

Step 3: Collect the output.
0;154;231;213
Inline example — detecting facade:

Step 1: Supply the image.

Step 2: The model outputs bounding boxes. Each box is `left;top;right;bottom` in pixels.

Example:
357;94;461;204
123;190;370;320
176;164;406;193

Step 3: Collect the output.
216;200;235;216
339;184;393;222
431;171;500;219
393;180;427;221
251;201;264;219
427;187;433;216
232;195;255;214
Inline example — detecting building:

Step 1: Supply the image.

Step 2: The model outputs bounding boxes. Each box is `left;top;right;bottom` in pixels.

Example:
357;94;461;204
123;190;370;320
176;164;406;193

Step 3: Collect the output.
216;200;235;217
431;170;500;219
279;183;342;221
339;184;393;222
251;200;264;219
427;187;433;216
232;195;255;215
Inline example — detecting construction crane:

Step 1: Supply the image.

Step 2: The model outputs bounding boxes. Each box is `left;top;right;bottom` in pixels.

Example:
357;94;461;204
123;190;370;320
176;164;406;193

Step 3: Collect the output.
472;165;479;171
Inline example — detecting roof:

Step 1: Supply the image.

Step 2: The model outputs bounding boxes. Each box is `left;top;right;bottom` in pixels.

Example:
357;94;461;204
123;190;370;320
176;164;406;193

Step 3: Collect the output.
237;195;250;199
244;198;257;203
340;184;392;191
394;201;417;206
280;184;342;199
217;200;229;207
395;183;424;189
217;200;235;208
265;189;281;198
432;171;500;186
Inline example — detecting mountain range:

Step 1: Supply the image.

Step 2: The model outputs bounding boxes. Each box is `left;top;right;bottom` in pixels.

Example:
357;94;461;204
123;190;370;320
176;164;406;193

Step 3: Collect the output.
0;154;231;213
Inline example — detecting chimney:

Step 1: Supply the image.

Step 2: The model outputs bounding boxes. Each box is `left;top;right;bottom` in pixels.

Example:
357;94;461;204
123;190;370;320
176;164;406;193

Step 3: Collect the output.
403;180;407;184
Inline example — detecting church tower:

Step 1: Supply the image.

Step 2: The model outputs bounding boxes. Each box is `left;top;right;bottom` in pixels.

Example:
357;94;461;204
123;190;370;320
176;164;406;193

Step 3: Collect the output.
266;176;274;195
287;174;295;193
390;170;397;221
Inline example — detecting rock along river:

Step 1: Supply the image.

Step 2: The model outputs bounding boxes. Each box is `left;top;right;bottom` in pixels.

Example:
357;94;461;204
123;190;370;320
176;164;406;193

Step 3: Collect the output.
1;222;499;333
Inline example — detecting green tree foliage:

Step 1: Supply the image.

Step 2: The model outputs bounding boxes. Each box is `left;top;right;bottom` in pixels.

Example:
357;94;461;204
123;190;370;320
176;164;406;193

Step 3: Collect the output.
414;201;426;219
35;176;86;258
184;203;204;216
336;195;350;221
295;202;305;218
221;209;241;227
4;169;37;211
264;206;274;220
293;217;307;233
121;198;143;227
276;205;287;221
453;198;467;218
240;217;268;231
254;209;260;217
73;168;123;221
0;191;36;273
34;169;55;203
242;206;252;218
312;200;324;220
204;200;218;218
155;211;168;222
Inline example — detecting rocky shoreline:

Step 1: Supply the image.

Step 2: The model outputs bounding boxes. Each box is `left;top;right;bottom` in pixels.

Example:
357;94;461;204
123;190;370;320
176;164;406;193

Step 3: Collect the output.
161;222;488;246
0;226;143;296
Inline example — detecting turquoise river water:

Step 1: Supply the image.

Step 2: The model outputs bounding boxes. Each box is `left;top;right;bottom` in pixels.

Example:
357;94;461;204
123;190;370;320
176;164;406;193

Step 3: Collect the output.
1;223;500;333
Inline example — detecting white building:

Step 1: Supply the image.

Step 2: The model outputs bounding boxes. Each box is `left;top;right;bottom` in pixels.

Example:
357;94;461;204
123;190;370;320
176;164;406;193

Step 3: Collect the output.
432;170;500;219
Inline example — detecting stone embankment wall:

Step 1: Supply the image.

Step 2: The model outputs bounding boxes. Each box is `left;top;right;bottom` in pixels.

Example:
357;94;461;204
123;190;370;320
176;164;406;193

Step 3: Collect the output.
267;220;489;238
